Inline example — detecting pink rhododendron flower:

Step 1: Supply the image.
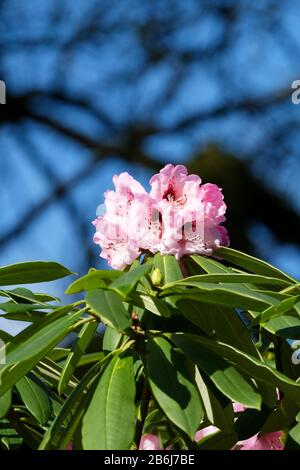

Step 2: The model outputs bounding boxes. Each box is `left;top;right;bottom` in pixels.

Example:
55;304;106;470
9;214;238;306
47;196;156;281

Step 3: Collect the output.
140;401;284;451
139;434;161;450
195;429;284;451
236;431;283;451
194;402;284;451
195;425;218;442
93;164;229;269
93;172;155;269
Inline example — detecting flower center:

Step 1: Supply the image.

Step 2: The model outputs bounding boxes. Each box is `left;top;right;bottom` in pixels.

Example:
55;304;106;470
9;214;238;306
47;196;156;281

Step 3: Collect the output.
163;179;177;201
163;178;185;205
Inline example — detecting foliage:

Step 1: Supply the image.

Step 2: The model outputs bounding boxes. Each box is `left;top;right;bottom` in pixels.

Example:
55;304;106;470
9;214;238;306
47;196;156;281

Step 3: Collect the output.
0;248;300;450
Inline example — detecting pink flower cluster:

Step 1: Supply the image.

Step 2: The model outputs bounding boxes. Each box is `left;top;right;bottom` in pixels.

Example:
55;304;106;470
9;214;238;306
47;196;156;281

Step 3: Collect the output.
139;431;283;451
93;164;229;269
140;404;284;451
195;402;283;450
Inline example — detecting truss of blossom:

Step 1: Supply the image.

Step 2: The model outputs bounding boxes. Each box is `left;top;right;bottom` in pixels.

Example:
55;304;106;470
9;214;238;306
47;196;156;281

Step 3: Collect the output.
93;164;229;269
140;403;284;451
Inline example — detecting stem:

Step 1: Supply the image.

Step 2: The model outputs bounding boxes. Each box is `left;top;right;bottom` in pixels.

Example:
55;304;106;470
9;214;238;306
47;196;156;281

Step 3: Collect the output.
179;258;189;277
134;380;151;449
133;331;152;449
274;335;284;400
280;283;300;295
68;314;94;331
73;300;86;308
177;429;199;450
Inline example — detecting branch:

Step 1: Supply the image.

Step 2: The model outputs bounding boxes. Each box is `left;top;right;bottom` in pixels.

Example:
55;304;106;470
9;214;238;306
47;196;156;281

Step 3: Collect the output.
155;86;293;133
0;158;99;249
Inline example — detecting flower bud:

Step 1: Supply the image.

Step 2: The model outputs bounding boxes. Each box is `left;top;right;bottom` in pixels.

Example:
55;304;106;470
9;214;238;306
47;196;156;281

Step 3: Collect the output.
151;268;163;286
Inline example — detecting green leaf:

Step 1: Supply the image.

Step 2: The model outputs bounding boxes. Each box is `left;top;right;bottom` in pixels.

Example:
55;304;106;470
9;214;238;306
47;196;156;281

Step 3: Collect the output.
2;304;64;347
82;352;136;450
164;273;290;289
234;406;270;440
47;348;71;362
176;301;259;357
262;315;300;338
0;307;84;396
190;255;232;274
143;408;167;434
58;321;98;395
39;360;103;449
175;299;217;336
197;430;238;450
103;326;122;353
153;253;183;284
195;369;234;432
0;419;23;449
13;420;43;450
0;390;11;418
217;247;296;283
257;296;298;324
293;300;300;317
109;263;152;298
0;261;73;286
162;284;279;311
77;352;105;367
15;375;51;425
286;422;300;449
173;333;300;405
262;396;299;433
86;289;131;332
183;304;277;407
0;330;13;343
146;336;203;438
130;292;171;317
55;386;93;450
35;356;78;393
0;302;49;313
0;311;46;323
0;287;59;303
173;335;261;409
65;269;121;295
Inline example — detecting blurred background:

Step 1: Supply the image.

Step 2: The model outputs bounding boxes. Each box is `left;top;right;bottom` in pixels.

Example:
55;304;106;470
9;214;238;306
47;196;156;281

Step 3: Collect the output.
1;0;300;323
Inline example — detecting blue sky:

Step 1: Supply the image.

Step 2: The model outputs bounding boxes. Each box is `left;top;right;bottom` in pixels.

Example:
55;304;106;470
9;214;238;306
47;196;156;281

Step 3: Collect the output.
1;0;300;334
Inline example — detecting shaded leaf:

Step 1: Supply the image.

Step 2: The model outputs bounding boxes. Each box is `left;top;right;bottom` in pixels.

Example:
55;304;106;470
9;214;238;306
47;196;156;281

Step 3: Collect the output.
173;334;300;405
262;315;300;339
195;369;234;432
0;307;83;396
146;336;203;438
164;273;290;289
58;321;98;395
162;284;279;311
0;390;11;418
16;375;51;425
197;430;238;450
173;335;261;409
